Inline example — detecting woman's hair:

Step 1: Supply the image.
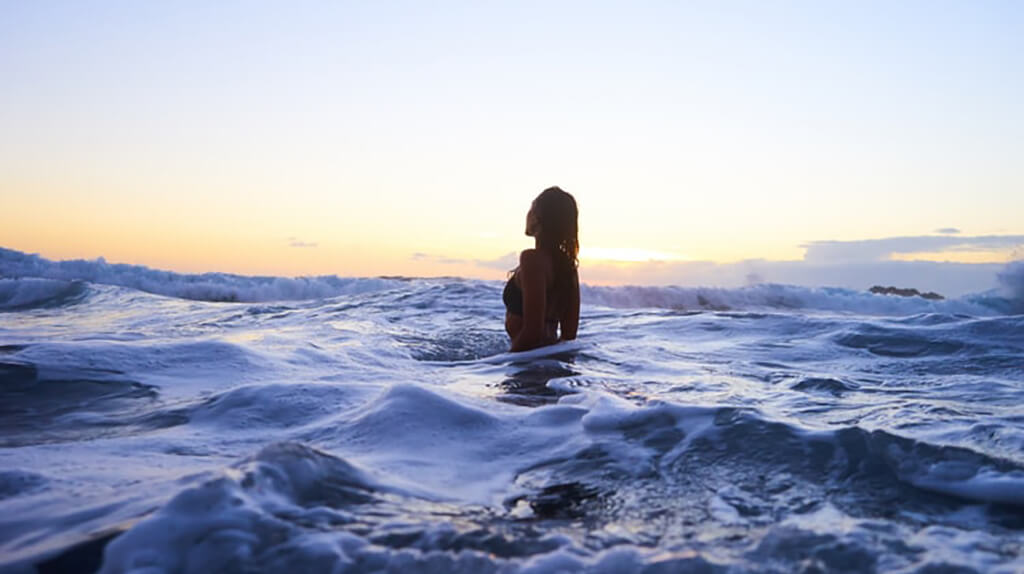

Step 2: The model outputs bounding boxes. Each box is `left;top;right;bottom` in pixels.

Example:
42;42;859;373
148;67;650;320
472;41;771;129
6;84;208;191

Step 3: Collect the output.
532;186;578;314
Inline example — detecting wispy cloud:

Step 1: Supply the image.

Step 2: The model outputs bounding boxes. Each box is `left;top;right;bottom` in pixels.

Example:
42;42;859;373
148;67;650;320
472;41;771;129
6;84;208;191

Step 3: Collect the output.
935;227;961;235
576;258;1008;297
800;235;1024;263
414;253;466;264
286;236;318;248
474;252;518;270
411;251;517;270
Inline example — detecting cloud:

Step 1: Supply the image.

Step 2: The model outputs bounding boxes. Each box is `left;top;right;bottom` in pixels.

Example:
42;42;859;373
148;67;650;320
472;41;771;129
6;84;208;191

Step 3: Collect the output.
800;235;1024;263
457;235;1024;297
403;235;1024;296
935;227;961;235
408;252;470;265
474;251;518;270
410;251;518;270
286;236;318;248
576;258;1006;297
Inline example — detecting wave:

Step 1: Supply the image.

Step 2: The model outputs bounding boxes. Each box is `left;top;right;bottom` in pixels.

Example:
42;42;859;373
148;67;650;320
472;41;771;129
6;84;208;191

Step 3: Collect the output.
3;247;1021;314
44;386;1024;573
0;248;401;303
581;282;1015;316
993;260;1024;314
0;278;88;311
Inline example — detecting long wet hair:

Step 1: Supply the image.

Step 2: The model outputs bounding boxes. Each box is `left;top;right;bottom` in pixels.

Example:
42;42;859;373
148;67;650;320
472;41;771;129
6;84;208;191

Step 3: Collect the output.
532;186;579;314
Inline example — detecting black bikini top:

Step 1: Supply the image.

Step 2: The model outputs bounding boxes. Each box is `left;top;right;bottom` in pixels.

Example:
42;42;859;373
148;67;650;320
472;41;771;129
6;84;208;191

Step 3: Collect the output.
504;274;560;322
503;276;523;316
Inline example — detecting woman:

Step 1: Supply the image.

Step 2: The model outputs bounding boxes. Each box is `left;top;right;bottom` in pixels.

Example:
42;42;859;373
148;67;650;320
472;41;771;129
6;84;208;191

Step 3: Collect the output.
503;186;580;352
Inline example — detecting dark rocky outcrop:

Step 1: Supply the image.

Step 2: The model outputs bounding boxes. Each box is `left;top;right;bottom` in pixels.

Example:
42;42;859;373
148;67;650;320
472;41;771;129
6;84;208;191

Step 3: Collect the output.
868;285;944;300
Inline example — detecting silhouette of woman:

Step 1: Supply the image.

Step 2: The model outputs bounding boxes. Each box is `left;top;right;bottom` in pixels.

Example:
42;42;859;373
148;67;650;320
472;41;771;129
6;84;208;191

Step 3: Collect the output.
503;187;580;351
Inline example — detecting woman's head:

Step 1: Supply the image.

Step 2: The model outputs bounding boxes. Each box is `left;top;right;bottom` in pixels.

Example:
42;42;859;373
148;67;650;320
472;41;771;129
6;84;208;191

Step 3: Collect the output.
526;186;579;268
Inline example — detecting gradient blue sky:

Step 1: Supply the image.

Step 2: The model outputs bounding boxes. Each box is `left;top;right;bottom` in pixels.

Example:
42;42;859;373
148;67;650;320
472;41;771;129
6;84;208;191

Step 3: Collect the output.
1;1;1022;286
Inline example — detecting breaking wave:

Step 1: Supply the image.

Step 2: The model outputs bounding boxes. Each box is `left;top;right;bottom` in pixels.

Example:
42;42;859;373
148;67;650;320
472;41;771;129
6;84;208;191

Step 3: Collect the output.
2;247;1021;315
0;247;401;303
0;278;88;311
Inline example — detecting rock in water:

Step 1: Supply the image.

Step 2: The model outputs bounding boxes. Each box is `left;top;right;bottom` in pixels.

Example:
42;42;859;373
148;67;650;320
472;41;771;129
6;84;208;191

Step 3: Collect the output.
868;285;944;300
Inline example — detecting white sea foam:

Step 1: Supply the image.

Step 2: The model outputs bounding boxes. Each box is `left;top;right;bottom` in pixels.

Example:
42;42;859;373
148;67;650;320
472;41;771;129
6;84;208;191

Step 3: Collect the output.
0;248;400;303
910;465;1024;507
581;282;1012;316
434;340;587;366
995;260;1024;313
0;277;85;310
4;247;1022;315
2;247;1023;573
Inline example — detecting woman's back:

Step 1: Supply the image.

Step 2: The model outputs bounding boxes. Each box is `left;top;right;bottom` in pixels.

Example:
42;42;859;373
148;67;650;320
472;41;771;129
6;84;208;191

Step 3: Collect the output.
504;187;579;351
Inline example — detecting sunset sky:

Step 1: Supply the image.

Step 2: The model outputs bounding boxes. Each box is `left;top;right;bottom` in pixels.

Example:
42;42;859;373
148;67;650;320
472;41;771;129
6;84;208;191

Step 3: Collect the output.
2;1;1022;289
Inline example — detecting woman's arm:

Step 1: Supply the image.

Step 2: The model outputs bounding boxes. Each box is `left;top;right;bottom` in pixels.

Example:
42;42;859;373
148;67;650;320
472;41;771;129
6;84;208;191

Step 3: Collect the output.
509;250;547;352
560;269;580;340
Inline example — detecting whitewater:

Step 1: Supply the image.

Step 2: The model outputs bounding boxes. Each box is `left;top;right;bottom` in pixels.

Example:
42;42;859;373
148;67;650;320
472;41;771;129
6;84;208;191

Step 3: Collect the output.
1;247;1023;573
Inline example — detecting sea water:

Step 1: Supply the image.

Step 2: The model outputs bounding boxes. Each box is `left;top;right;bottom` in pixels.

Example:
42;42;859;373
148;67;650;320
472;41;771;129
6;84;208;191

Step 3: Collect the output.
1;248;1022;573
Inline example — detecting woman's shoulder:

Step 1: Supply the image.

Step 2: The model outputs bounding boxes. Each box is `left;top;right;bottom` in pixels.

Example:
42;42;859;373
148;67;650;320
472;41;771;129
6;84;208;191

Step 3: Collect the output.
518;249;554;275
519;248;553;266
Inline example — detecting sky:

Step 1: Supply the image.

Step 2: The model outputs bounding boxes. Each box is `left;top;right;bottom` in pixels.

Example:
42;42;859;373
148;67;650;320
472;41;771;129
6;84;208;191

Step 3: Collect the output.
1;1;1022;294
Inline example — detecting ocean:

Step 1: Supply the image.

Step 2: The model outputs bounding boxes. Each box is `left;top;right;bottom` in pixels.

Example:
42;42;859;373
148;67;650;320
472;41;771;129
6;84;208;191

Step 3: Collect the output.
1;247;1022;573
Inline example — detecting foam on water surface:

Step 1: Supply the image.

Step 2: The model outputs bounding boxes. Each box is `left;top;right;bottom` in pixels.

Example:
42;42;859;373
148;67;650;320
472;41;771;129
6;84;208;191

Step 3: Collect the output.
2;248;1023;573
430;340;588;366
